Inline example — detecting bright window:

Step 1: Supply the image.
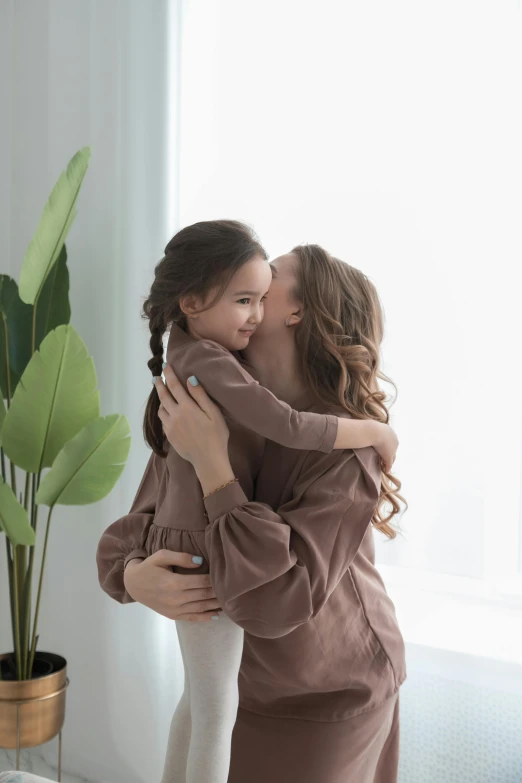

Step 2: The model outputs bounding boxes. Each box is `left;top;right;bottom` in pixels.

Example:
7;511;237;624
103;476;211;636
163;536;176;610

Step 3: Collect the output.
177;0;522;606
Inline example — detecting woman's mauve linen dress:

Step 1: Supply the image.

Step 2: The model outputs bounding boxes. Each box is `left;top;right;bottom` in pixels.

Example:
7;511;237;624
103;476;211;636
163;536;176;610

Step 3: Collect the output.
96;324;407;782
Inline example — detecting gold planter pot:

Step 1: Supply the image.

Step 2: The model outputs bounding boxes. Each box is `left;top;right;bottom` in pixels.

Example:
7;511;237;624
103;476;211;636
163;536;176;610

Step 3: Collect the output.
0;652;69;780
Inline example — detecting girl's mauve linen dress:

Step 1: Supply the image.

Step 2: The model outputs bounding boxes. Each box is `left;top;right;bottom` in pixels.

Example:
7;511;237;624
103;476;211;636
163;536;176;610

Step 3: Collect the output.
96;324;407;782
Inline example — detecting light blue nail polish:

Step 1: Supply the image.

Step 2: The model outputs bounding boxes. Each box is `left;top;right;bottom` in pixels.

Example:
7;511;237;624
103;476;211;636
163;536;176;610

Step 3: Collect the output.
162;361;167;369
192;555;203;564
211;615;220;620
188;375;199;386
152;376;157;383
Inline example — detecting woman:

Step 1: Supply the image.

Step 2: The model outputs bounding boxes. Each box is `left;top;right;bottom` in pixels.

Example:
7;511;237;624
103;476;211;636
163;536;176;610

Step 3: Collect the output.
125;244;407;782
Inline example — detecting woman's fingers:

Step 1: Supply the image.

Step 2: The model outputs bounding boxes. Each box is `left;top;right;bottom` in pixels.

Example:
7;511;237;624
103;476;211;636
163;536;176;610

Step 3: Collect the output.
158;365;216;419
176;573;214;590
185;375;216;416
154;375;176;418
160;364;189;405
178;597;222;614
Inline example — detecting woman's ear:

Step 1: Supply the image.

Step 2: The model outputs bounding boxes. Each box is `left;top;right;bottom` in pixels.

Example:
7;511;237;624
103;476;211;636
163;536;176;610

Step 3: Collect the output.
286;309;303;328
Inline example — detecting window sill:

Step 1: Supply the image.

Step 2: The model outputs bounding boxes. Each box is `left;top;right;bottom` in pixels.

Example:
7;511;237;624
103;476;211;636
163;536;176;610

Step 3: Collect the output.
377;564;522;668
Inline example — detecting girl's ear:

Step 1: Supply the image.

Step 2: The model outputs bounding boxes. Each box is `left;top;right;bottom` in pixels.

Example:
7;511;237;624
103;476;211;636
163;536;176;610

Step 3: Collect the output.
179;294;202;318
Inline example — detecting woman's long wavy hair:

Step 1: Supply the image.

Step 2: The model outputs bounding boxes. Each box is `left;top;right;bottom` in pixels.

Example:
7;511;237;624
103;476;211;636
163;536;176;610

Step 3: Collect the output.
141;219;268;456
291;244;407;540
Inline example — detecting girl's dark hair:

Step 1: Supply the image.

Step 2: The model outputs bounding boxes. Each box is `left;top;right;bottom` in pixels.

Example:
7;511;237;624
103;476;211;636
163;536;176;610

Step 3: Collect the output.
141;219;268;456
291;243;407;540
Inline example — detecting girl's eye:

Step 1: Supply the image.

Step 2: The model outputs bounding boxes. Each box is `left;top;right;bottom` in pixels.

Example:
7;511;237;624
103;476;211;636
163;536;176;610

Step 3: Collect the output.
238;298;250;305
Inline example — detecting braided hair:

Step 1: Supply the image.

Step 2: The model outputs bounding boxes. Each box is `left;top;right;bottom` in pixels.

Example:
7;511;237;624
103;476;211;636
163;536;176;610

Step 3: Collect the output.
141;219;268;456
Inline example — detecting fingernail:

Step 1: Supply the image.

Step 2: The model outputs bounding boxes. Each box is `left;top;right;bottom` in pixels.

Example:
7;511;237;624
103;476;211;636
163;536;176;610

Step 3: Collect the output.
188;375;199;386
162;361;167;369
211;615;220;620
192;555;203;564
152;376;157;383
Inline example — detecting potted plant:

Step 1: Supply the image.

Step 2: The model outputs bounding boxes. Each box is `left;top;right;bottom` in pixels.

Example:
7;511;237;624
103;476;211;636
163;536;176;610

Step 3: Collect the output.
0;147;131;768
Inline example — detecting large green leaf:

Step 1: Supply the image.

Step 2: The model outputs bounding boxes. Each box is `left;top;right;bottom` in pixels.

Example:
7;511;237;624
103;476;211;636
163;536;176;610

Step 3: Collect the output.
0;477;36;546
33;243;71;351
1;324;100;473
0;394;5;446
36;414;131;507
19;147;91;306
0;246;70;401
0;274;32;401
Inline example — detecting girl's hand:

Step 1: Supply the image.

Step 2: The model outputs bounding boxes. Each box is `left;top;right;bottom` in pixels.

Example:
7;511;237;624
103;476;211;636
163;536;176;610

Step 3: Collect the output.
123;550;224;622
154;365;230;466
373;422;399;474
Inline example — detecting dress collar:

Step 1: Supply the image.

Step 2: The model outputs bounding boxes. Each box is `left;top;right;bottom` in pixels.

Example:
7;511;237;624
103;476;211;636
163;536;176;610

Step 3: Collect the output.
165;321;195;361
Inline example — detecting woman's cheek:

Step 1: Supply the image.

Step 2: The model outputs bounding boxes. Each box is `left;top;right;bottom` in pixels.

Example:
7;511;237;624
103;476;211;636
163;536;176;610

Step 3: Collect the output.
262;296;283;327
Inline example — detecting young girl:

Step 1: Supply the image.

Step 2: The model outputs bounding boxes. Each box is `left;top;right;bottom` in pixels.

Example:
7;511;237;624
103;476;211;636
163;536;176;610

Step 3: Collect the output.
96;219;398;783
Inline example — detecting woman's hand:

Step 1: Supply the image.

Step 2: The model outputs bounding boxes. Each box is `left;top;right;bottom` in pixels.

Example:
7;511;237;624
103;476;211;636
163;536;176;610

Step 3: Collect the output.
373;422;399;474
154;365;236;495
123;550;224;622
155;365;230;464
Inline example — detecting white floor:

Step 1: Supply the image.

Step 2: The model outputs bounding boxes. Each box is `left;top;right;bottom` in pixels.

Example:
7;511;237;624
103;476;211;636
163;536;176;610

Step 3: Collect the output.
0;749;91;783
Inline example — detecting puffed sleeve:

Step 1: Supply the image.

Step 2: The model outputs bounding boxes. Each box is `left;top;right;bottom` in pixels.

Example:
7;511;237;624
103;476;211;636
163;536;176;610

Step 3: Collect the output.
169;339;338;452
96;450;163;604
203;446;381;638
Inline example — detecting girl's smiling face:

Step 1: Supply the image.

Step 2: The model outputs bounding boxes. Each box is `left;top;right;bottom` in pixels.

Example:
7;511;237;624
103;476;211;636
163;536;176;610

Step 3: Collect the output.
181;255;273;351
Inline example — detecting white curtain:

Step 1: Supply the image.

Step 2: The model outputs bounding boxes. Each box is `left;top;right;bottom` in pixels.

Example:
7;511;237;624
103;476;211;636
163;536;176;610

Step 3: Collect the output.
0;1;181;781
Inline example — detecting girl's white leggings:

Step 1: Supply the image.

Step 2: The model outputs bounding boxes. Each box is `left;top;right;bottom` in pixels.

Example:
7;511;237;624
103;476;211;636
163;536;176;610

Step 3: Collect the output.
160;612;245;783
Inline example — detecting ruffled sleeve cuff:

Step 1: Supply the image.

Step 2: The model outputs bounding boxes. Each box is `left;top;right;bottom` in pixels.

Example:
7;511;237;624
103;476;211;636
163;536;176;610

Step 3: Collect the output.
203;481;248;523
123;549;148;570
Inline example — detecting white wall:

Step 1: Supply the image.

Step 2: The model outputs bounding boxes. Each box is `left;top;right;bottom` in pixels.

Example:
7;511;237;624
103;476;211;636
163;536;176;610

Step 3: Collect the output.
0;1;182;781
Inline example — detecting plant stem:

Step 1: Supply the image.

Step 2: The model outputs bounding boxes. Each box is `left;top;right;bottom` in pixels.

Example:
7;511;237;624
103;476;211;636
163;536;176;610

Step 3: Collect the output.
22;475;31;676
4;537;15;671
1;321;14;677
24;471;39;679
0;444;3;679
21;546;28;680
10;456;16;499
28;504;52;678
12;545;22;680
0;536;9;681
21;472;31;677
23;472;30;511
